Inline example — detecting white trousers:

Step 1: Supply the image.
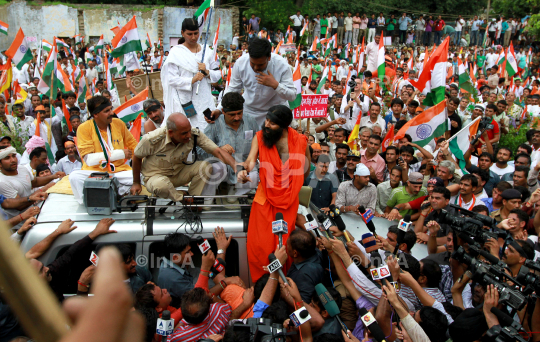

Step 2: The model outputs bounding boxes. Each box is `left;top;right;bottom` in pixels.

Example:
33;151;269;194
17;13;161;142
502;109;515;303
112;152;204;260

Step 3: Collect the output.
69;170;134;204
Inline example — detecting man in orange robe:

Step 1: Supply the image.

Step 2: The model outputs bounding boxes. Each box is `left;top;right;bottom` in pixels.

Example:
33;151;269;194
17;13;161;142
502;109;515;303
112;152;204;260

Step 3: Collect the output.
238;105;310;282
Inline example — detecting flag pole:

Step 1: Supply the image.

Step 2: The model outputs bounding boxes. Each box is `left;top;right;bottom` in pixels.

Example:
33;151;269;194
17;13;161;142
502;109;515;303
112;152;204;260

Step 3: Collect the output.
195;4;214;95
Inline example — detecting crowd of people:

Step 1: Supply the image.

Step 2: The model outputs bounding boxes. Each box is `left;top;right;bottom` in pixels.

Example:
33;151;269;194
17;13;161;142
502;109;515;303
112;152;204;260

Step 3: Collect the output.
1;8;540;342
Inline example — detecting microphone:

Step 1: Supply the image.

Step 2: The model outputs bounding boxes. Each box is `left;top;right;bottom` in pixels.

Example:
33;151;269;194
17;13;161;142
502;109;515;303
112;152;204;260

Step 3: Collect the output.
272;212;288;248
305;213;321;237
358;307;387;342
394;214;411;256
268;253;289;285
156;310;174;341
358;206;377;237
490;307;515;327
315;283;350;338
209;258;226;279
317;212;334;239
328;204;350;242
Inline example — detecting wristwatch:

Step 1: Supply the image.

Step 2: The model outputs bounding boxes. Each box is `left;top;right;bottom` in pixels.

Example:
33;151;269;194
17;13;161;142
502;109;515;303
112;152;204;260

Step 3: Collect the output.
217;249;225;255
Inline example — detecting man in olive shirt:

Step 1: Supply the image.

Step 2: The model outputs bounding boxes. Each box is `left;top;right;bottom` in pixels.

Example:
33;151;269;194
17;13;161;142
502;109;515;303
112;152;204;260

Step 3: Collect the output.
130;113;237;204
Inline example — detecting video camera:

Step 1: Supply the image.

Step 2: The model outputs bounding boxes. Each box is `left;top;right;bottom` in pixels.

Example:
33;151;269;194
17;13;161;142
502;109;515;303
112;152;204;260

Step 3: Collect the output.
439;204;502;244
347;75;357;90
478;116;495;131
230;318;290;342
517;261;540;296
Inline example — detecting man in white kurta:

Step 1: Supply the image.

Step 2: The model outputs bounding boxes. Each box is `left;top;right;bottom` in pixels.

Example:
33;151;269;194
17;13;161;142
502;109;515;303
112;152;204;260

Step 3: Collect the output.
161;44;221;131
218;38;296;127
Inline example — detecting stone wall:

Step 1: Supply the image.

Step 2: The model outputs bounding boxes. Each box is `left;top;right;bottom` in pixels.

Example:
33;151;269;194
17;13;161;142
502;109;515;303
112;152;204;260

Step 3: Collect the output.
0;0;237;52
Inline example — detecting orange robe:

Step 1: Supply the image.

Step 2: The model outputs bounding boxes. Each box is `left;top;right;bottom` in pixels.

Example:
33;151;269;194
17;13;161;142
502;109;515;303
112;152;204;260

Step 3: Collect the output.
247;128;308;282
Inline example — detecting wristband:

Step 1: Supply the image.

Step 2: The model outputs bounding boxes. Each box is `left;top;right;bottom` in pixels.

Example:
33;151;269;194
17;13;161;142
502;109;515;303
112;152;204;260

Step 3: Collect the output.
421;213;427;217
19;214;23;221
78;281;88;288
268;277;278;281
200;269;210;273
393;207;399;211
295;301;304;309
220;280;227;290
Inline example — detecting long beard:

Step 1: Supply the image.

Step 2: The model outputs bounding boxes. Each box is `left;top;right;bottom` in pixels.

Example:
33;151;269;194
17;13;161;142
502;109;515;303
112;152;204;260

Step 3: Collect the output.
261;124;283;148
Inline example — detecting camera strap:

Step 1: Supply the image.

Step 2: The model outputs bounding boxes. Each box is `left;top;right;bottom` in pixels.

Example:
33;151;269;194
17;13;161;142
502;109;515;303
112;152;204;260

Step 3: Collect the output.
182;133;198;165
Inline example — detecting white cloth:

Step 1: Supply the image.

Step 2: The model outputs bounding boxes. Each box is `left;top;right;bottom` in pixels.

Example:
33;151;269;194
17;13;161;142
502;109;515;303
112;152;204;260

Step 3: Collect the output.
360;115;386;135
209;161;259;195
161;44;221;131
365;41;379;73
0;165;34;219
14;115;34;139
69;170;134;204
490;164;514;177
222;53;296;128
339;94;370;131
56;155;82;175
124;52;141;72
86;67;98;85
28;121;58;157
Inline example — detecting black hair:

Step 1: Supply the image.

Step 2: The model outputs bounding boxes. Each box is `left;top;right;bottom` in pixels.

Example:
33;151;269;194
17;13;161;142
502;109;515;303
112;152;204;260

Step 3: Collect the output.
399;145;414;156
253;273;281;304
334;128;347;137
409;100;419;107
517;144;533;156
223;326;251;342
479;152;494;162
495;181;513;192
181;288;212;325
449;97;460;105
513;185;530;203
135;283;159;309
289;229;316;259
314;334;344;342
418;306;449;342
516;240;534;260
95;80;103;86
461;174;478;188
386;145;399;154
421;258;442;288
496;146;512;158
369;134;382;143
485;103;498;112
472;168;490;183
390;98;405;109
261;300;289;323
401;253;420;280
221;92;245;112
135;306;159;342
526;129;538;142
36;163;50;175
509;208;529;223
116;244;135;263
163;232;191;258
29;147;47;161
87;95;111;117
498;99;508;106
177;18;200;45
335;143;350;153
311;286;342;310
248;38;272;59
472;205;489;214
31;94;41;101
514;165;530;178
62;91;76;99
403;230;417;251
394;120;408;132
370;102;381;110
442;302;464;320
101;90;111;97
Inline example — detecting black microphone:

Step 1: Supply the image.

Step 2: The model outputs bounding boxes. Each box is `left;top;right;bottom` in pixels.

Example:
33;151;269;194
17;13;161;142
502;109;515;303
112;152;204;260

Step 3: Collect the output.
268;253;289;285
358;307;387;342
328;204;347;232
209;258;226;279
490;307;517;327
358;206;377;237
394;214;411;256
272;212;288;248
306;213;321;237
317;212;334;239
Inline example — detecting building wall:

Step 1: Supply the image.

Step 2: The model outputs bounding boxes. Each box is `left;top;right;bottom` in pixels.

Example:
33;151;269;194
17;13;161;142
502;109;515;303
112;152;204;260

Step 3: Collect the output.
0;1;236;52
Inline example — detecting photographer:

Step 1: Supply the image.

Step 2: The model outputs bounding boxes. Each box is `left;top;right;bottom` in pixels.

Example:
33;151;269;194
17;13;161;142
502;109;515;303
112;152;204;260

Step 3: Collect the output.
415;187;453;248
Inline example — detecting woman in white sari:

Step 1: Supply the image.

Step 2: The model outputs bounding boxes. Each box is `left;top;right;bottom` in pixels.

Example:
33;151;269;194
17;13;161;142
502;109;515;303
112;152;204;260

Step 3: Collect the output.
161;18;221;131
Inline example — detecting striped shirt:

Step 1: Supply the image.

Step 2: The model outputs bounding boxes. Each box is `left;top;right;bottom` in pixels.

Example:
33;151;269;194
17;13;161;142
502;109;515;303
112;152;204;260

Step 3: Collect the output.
168;303;232;342
400;285;446;311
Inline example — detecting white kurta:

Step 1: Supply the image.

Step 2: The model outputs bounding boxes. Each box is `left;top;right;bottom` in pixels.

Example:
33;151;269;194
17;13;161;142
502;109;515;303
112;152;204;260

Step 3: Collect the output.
161;44;221;131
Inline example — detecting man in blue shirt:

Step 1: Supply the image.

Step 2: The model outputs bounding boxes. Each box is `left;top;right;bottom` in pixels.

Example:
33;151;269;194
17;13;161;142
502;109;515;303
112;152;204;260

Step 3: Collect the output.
304;154;339;211
470;16;483;46
398;13;412;44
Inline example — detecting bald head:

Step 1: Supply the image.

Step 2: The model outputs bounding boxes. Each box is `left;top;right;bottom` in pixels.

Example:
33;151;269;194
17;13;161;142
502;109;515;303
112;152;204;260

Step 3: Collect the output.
167;113;192;144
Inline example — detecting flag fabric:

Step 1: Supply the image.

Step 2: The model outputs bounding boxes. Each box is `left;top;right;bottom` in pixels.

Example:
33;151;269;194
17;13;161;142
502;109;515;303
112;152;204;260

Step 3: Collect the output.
5;28;33;70
12;80;28;103
346;115;362;150
289;64;302;109
457;57;477;98
145;33;152;49
42;39;52;52
211;18;221;62
448;117;481;172
300;22;308;36
37;45;58;99
0;59;12;94
78;75;88;104
316;67;329;94
111;16;143;58
72;66;81;85
104;54;114;91
113;88;148;122
358;38;365;73
61;98;73;132
194;0;212;31
57;66;74;92
73;34;83;45
129;113;144;142
394;101;448;147
410;37;449;106
95;34;104;52
310;36;319;52
55;37;70;51
374;32;385;91
506;42;518;78
110;25;121;35
0;20;8;35
344;68;352;95
382;124;394;152
158;54;164;69
286;26;294;44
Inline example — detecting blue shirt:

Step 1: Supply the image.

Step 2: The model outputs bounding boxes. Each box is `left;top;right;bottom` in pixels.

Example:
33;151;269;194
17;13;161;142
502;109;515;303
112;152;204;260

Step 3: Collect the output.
0;194;7;220
287;253;324;303
471;20;483;31
304;171;339;209
501;21;509;33
253;299;270;318
398;17;412;30
157;257;194;307
484;170;500;197
368;18;377;28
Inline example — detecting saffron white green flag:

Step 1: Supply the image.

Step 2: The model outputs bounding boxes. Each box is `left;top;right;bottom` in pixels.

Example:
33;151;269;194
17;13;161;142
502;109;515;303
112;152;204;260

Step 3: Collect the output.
448;117;481;172
114;88;148;123
289;64;302;109
111;16;143;58
0;20;8;36
394;101;448;147
5;28;33;70
506;42;518;78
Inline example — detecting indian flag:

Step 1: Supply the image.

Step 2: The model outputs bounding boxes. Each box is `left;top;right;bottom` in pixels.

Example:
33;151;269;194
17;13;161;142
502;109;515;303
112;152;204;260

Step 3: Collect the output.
114;88;148;123
57;66;74;92
506;42;518;78
194;0;213;31
78;75;89;104
0;59;12;94
37;45;58;99
111;16;143;58
104;55;114;91
289;64;302;109
72;66;81;85
310;36;319;52
145;33;152;49
448;117;481;172
410;37;449;106
42;39;52;52
211;18;221;62
316;66;329;94
74;34;83;45
457;57;477;98
95;34;104;51
55;37;70;51
394;101;448;147
0;20;8;36
300;22;308;36
374;32;385;91
5;28;33;70
357;38;365;73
